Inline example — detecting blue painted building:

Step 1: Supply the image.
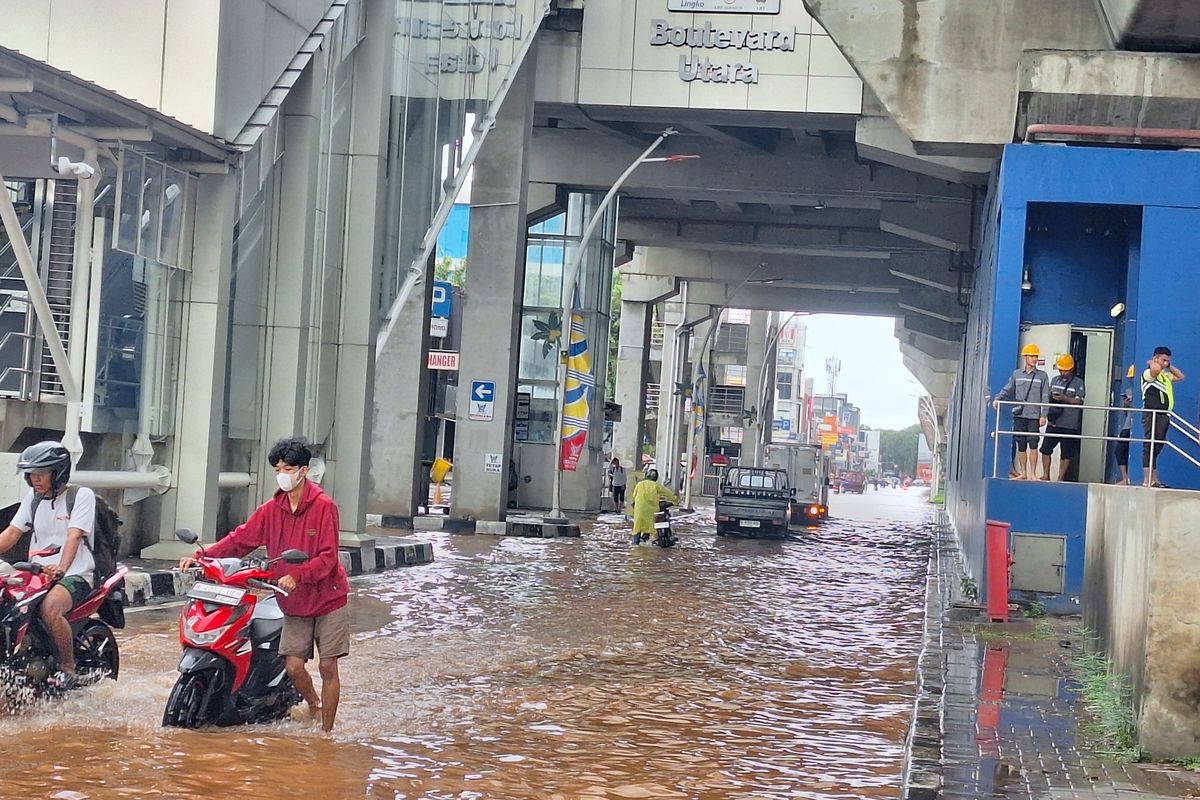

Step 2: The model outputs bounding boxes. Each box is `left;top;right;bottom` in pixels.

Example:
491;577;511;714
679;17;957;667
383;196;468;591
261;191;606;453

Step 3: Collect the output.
947;144;1200;608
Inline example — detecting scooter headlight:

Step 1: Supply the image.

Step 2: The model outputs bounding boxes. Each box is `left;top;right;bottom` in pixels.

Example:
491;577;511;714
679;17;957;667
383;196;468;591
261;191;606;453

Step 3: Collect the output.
182;615;232;646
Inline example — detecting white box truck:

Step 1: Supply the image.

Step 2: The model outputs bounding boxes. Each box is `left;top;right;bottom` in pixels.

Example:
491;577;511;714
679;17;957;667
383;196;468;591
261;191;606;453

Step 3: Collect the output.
764;443;829;523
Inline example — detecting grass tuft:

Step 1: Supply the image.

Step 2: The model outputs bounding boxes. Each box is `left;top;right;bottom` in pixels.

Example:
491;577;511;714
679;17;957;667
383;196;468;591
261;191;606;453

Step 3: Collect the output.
1069;627;1140;762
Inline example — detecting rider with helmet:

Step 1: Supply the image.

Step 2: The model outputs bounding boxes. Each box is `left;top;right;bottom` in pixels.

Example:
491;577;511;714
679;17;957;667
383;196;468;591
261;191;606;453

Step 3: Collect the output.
0;441;97;687
629;467;677;545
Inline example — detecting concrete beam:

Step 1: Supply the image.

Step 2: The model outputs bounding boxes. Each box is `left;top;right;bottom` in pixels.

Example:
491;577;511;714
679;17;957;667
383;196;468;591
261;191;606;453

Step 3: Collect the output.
803;0;1109;153
683;281;898;316
620;197;879;230
879;201;973;253
628;247;905;291
1100;0;1200;51
856;116;994;185
900;311;964;344
530;128;975;204
896;318;963;362
618;218;941;259
620;271;678;304
1018;50;1200;137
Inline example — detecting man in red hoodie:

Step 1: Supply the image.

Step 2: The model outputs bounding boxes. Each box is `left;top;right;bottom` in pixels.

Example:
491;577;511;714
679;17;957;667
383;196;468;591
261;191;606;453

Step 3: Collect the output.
180;437;349;731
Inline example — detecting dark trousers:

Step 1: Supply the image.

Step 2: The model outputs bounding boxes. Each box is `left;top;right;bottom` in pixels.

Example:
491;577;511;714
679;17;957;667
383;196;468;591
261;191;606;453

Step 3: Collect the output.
1114;428;1131;468
1142;409;1170;468
612;485;626;506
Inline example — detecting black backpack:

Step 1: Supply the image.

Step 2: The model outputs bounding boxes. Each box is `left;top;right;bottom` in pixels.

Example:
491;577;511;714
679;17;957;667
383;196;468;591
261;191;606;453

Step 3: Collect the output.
30;488;122;582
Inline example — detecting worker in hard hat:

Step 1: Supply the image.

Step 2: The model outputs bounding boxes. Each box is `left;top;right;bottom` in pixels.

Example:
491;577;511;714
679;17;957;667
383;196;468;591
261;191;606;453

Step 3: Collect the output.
992;343;1050;480
1040;354;1086;481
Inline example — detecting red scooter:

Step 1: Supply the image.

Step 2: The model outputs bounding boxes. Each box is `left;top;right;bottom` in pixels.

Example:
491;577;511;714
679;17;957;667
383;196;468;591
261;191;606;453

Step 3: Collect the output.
0;545;128;706
162;529;309;728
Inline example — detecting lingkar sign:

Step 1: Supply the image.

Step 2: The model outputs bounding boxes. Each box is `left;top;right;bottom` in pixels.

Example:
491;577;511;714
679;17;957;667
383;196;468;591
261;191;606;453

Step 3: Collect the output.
649;19;796;85
667;0;780;12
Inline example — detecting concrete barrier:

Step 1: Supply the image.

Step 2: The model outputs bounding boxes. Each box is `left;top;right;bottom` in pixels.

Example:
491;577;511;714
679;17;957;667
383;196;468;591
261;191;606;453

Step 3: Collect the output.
1084;484;1200;757
122;537;436;606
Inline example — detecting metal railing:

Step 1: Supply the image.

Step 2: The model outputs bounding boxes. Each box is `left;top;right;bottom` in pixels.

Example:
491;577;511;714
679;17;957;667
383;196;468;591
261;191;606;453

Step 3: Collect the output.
990;400;1200;480
709;385;745;416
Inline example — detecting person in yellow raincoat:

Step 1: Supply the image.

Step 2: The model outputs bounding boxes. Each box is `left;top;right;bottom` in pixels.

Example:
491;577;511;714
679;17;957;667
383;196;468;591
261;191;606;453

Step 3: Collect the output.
628;468;678;545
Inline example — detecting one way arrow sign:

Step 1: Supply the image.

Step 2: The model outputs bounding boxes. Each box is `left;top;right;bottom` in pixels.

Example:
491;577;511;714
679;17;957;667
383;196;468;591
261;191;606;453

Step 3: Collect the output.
469;380;496;421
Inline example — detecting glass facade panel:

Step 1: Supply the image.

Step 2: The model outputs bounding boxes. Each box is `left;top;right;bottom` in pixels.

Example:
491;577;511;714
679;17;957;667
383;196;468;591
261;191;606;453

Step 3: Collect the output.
382;0;545;317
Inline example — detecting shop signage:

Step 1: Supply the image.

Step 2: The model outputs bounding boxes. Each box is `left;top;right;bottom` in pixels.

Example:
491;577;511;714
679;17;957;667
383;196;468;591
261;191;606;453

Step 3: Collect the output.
427;350;460;371
649;19;796;85
667;0;780;12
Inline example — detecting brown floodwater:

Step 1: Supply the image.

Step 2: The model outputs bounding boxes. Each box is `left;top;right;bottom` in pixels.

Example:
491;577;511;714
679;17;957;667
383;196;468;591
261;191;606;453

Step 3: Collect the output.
0;489;932;800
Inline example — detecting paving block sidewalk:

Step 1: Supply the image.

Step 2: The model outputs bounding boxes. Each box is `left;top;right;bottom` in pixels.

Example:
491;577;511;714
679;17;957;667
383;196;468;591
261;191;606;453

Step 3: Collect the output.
120;535;434;606
905;520;1200;799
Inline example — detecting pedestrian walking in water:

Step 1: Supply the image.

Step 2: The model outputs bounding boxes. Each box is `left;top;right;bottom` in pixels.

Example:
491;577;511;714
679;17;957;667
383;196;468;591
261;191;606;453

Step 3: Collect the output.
1141;346;1184;487
993;343;1049;480
608;457;628;519
1039;354;1085;481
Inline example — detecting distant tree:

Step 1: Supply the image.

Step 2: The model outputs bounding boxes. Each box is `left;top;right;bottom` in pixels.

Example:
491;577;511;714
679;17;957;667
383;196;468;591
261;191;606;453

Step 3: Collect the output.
434;255;466;289
879;424;921;476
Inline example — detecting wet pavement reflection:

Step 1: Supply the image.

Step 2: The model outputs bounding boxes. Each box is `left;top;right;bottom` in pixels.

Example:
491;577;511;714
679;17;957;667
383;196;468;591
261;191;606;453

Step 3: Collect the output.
0;488;932;799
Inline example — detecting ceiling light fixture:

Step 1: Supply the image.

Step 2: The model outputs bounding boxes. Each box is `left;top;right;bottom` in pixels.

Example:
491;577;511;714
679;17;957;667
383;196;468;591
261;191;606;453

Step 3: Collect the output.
1110;301;1126;318
1021;265;1033;292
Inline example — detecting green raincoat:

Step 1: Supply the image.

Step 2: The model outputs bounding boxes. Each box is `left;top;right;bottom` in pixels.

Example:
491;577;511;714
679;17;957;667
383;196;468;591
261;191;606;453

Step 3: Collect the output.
630;479;678;535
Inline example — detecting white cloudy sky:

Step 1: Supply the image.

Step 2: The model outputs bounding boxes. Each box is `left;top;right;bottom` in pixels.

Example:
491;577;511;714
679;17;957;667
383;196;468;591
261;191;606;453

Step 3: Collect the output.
799;314;924;431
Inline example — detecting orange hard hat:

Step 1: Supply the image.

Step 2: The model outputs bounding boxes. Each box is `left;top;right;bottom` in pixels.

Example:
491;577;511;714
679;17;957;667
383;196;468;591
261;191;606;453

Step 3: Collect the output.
1020;344;1040;357
1056;354;1075;371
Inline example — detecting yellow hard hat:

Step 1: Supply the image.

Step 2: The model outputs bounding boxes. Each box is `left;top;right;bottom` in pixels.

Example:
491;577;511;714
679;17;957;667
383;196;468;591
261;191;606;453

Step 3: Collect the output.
1127;363;1136;379
1020;344;1040;357
1056;354;1075;371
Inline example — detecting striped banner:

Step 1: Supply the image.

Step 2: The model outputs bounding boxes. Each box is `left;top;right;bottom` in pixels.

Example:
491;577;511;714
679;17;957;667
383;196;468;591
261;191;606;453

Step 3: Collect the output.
559;306;594;472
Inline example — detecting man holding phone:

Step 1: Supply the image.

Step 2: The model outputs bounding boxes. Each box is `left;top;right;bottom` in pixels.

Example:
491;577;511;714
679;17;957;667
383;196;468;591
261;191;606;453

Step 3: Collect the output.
1141;346;1185;487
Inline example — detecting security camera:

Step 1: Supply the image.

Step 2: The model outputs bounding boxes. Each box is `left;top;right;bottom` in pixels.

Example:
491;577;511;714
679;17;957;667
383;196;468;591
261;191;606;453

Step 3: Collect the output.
54;156;96;178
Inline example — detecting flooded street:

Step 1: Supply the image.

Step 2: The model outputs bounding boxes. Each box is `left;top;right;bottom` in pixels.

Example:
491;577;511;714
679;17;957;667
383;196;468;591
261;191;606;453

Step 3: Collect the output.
1;489;932;800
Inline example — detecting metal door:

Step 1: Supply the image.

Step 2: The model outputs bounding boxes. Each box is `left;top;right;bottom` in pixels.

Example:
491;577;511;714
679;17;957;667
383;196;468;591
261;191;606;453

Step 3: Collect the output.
1076;328;1113;484
1011;533;1066;594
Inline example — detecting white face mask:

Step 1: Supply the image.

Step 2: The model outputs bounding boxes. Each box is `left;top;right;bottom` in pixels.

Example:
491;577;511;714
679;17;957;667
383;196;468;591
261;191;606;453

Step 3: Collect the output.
276;470;303;492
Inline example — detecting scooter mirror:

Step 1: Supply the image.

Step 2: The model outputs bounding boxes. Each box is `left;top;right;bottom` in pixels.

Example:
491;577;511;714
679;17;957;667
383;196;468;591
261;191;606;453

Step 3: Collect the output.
280;549;309;564
175;528;199;545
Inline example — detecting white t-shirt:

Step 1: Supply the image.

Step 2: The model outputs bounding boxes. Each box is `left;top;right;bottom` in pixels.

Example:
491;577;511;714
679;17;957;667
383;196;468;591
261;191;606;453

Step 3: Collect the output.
10;487;96;586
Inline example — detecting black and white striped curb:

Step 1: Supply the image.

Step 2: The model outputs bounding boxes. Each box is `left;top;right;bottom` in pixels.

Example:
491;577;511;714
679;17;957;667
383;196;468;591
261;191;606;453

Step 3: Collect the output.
121;536;435;606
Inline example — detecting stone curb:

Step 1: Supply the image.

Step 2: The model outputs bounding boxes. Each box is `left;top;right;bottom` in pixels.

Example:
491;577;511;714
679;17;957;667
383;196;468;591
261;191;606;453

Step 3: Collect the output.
377;514;582;537
901;511;952;800
120;537;435;606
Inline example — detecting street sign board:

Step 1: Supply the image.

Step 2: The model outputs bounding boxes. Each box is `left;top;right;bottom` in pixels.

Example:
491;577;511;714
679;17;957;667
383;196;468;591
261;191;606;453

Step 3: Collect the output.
667;0;779;15
515;391;531;420
430;316;449;338
431;281;453;318
427;350;459;371
469;380;496;421
484;452;504;473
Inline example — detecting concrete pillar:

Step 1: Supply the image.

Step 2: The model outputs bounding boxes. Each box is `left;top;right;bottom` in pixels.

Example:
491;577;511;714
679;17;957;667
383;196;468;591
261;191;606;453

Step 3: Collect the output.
742;310;771;465
143;172;237;557
611;299;651;469
451;52;537;522
258;67;320;494
686;318;713;500
655;313;682;483
326;1;392;553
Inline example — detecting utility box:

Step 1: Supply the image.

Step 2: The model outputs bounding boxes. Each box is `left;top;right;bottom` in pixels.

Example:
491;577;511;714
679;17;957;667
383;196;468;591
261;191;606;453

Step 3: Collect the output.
1011;533;1066;594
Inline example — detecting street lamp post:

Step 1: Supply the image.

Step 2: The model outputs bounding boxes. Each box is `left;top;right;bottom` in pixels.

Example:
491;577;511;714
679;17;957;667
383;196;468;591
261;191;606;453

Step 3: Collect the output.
681;262;770;510
547;129;696;520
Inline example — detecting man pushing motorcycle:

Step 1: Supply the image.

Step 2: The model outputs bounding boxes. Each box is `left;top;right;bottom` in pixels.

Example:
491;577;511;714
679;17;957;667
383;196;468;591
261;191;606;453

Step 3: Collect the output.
180;437;349;732
0;441;96;689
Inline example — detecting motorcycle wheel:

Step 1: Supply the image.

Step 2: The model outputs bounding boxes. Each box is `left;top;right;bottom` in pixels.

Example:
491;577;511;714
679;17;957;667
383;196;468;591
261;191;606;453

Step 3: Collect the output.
76;621;120;680
163;669;225;728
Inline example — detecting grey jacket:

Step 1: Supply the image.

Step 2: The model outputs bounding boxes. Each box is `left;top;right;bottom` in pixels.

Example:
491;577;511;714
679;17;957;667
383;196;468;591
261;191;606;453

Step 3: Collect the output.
1048;373;1086;430
996;367;1050;420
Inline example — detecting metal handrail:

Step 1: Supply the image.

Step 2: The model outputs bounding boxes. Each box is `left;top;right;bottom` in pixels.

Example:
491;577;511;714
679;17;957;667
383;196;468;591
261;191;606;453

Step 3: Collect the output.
990;399;1200;479
0;216;35;268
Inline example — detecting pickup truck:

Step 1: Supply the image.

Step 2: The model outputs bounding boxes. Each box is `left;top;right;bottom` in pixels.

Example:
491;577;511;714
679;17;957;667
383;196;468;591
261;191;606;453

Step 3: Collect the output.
715;467;793;537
